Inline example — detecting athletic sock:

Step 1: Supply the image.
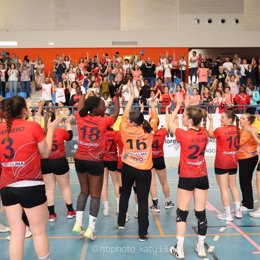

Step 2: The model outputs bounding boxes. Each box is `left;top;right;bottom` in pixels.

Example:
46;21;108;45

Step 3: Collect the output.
66;203;73;212
176;235;184;249
234;202;240;211
76;211;84;225
89;215;97;231
224;206;231;215
48;205;55;215
198;235;206;246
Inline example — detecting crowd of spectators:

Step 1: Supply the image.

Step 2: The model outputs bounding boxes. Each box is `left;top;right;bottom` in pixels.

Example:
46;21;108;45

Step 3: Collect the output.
0;50;260;115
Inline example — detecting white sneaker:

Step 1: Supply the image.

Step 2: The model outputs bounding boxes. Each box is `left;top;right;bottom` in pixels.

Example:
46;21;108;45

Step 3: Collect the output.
103;207;110;216
169;244;185;259
25;227;32;238
217;212;233;221
83;226;96;240
195;243;206;258
249;208;260;218
240;206;253;212
234;208;242;219
125;213;129;222
0;224;10;233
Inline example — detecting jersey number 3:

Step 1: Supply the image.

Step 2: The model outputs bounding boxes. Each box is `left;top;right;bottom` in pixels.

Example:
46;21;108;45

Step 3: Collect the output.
2;137;15;159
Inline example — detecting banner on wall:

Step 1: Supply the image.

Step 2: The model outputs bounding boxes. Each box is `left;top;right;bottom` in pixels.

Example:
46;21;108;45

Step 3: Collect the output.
65;114;223;162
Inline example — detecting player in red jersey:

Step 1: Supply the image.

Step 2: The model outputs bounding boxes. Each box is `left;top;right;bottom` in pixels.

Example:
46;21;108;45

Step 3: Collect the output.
0;96;59;260
101;127;120;216
72;92;119;240
168;102;209;259
208;110;242;221
41;112;76;222
144;102;174;212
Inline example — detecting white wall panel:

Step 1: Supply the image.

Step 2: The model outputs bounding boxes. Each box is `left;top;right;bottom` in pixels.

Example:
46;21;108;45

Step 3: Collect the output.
121;0;178;31
0;0;120;31
244;0;260;30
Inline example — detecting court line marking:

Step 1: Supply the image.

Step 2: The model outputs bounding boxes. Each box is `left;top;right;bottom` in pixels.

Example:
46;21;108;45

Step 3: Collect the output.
2;232;260;240
213;235;220;241
80;239;89;260
206;200;260;253
149;202;165;236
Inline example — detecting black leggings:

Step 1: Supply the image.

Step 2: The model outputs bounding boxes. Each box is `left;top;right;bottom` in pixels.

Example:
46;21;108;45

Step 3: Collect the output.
118;163;151;236
238;155;258;209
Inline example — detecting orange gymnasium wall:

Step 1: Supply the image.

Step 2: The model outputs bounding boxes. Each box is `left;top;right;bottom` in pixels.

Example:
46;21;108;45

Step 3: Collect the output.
1;47;189;75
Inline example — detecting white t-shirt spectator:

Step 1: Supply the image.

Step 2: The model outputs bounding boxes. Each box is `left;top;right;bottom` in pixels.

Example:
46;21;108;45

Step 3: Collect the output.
70;86;86;98
41;83;53;101
55;88;66;103
102;97;112;114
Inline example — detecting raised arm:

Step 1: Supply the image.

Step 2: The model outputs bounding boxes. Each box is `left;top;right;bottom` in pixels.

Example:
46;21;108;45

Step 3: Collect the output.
207;114;214;138
77;94;86;112
111;88;120;122
123;83;135;117
167;101;181;135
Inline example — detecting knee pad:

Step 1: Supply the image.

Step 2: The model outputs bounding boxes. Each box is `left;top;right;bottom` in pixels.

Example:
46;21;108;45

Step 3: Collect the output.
176;208;189;222
133;186;137;194
195;210;207;236
89;196;101;218
119;186;123;194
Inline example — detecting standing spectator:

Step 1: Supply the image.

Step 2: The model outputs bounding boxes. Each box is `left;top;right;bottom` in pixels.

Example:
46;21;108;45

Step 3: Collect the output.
20;64;31;98
7;64;19;95
223;57;233;73
197;62;209;94
54;58;66;83
141;58;156;86
189;51;199;85
178;56;187;83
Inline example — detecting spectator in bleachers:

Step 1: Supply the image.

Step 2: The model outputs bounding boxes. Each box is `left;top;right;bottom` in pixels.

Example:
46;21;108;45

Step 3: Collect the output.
197;62;209;94
189;51;199;85
234;85;250;114
141;58;156;86
226;74;240;98
222;86;234;109
178;56;187;83
201;86;213;113
7;63;19;95
20;64;31;98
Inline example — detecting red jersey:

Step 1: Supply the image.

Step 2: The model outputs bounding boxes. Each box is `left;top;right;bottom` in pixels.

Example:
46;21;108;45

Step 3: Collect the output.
214;125;238;169
176;128;208;178
103;130;118;162
160;94;171;113
48;128;70;160
0;119;45;188
75;113;114;162
152;128;168;158
114;130;123;169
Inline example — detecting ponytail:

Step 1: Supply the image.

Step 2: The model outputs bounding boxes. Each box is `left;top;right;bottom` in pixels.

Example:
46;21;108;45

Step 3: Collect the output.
142;119;153;133
199;108;208;129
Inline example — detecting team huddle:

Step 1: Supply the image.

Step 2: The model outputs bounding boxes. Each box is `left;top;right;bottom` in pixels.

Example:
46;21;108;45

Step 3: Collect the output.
1;83;260;260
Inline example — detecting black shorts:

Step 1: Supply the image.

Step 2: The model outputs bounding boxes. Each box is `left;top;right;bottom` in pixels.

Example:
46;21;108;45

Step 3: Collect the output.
178;176;209;191
75;159;104;176
152;157;166;170
41;157;70;175
104;161;117;172
215;168;237;175
0;185;47;208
